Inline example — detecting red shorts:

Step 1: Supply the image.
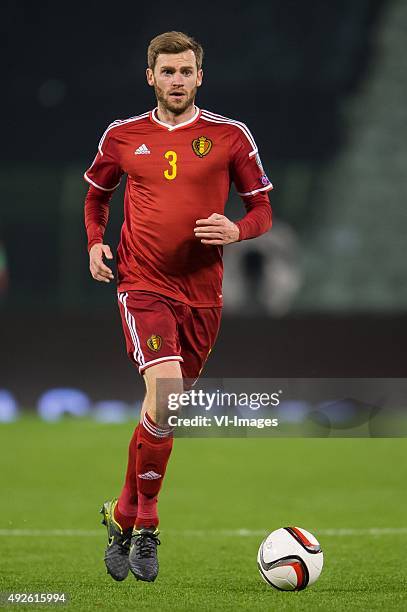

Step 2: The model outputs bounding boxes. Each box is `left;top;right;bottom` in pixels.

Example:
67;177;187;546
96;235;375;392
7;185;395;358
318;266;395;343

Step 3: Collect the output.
117;291;221;379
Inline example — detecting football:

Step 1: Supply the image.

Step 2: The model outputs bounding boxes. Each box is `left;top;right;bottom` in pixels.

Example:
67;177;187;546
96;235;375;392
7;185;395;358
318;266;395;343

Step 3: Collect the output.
257;526;323;591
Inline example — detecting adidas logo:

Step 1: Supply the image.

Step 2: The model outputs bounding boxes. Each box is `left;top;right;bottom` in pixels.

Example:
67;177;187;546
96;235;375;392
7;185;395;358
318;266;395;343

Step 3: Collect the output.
138;471;162;480
134;144;151;155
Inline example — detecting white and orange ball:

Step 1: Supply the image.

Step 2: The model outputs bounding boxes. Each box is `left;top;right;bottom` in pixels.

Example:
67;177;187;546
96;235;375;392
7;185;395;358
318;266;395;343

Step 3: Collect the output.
257;526;323;591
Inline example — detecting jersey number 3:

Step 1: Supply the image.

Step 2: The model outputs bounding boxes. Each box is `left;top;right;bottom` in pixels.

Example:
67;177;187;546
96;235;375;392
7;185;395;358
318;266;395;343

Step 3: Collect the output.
164;150;177;180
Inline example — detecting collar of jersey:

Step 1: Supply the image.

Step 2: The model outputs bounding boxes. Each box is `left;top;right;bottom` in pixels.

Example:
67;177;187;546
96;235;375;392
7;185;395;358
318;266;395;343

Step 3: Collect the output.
150;106;201;131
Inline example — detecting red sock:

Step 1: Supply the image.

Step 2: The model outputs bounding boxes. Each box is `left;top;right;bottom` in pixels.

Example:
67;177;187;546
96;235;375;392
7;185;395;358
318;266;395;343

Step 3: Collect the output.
114;423;140;531
135;413;173;529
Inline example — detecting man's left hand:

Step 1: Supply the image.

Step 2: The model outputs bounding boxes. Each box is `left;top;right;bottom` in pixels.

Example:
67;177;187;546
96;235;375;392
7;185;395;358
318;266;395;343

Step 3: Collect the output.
194;213;240;245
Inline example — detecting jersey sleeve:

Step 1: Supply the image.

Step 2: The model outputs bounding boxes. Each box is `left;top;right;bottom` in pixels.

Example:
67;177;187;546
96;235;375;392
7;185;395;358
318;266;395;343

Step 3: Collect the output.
84;125;123;192
229;126;273;198
84;185;112;252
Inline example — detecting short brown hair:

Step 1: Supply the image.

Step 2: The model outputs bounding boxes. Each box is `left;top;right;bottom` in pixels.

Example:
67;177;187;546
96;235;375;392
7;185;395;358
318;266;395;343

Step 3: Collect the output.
147;31;204;71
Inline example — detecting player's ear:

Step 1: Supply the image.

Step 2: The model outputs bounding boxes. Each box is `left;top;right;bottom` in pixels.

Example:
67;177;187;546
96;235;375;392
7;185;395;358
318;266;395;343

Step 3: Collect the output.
197;68;203;88
146;68;154;87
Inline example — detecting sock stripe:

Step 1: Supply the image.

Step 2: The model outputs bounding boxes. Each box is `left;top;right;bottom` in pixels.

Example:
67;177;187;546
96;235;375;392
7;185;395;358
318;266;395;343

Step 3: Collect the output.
143;414;170;434
143;419;172;438
142;414;173;438
143;414;167;434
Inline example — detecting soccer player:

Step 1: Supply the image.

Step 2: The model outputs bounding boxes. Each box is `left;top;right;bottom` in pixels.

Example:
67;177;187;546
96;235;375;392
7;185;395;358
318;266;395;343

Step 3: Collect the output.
84;31;272;583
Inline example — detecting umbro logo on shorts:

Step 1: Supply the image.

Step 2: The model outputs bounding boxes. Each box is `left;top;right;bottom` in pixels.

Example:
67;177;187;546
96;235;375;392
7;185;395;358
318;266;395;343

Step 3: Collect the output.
138;471;162;480
134;144;151;155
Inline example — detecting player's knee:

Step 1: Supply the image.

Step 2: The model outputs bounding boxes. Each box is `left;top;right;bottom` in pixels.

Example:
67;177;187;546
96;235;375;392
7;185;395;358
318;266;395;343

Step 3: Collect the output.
143;360;184;423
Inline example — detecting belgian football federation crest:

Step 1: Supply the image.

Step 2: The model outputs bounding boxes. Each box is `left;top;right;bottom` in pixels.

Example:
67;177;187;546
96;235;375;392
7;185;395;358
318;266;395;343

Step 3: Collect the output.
147;334;162;352
192;136;212;157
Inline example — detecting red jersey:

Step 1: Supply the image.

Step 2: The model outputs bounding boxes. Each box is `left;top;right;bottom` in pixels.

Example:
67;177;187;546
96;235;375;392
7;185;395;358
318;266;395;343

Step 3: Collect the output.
84;107;272;307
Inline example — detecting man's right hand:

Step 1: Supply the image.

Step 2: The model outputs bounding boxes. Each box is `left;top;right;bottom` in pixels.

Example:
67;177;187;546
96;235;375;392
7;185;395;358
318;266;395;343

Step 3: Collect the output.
89;243;114;283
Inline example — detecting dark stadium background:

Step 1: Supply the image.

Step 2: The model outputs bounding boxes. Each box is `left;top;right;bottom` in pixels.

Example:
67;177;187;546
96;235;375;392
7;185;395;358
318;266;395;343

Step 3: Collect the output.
1;0;406;408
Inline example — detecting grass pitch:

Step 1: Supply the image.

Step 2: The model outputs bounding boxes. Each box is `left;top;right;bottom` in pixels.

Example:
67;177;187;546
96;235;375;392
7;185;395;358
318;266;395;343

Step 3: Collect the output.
0;417;406;611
